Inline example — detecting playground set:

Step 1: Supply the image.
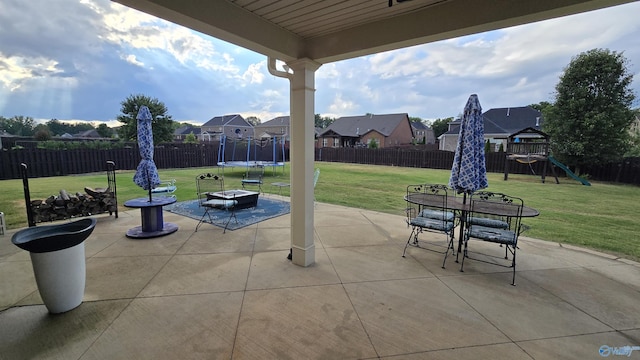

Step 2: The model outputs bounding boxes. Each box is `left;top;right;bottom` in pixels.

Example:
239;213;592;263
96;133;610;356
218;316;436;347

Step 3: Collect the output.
503;127;590;186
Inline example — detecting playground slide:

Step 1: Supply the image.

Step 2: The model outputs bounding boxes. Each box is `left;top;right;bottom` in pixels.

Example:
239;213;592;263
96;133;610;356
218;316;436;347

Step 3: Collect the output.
548;156;591;186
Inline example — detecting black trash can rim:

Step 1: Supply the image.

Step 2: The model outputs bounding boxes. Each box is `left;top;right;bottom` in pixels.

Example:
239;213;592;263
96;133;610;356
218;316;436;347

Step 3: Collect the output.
11;218;97;253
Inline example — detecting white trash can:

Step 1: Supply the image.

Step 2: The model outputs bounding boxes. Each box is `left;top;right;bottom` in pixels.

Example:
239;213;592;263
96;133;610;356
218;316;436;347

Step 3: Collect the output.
12;218;96;314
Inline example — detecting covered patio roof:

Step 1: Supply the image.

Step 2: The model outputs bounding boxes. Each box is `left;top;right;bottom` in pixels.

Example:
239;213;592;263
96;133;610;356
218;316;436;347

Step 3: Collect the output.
112;0;635;267
113;0;633;64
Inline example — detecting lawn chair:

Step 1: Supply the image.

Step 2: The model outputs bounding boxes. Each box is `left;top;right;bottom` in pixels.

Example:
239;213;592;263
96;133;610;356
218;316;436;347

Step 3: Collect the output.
403;184;457;268
195;173;237;233
241;165;264;193
460;191;524;285
151;179;177;199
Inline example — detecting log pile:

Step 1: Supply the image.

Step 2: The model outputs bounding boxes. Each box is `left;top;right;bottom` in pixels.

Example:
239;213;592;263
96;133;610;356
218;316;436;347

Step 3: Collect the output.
30;187;117;223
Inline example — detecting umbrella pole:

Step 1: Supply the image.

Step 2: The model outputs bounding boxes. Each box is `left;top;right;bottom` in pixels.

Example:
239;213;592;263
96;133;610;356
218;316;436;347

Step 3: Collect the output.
147;169;153;203
456;192;467;261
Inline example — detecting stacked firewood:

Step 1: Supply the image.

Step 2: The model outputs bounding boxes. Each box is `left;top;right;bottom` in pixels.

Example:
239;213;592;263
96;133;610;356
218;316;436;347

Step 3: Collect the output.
30;188;117;223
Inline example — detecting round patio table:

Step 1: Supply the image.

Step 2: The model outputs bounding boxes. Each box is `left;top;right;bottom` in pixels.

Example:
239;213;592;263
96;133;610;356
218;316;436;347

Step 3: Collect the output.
124;196;178;238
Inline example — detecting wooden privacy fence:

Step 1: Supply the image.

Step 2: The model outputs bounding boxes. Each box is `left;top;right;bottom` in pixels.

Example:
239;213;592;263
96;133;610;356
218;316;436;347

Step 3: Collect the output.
1;143;638;184
315;147;640;185
0;143;220;179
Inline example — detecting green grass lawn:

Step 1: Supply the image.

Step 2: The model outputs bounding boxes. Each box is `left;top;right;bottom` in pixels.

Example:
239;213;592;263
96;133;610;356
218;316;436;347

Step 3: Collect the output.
2;162;638;261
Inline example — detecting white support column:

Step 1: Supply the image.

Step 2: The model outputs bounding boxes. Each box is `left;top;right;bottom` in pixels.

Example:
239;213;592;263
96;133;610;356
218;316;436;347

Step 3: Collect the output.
287;58;321;267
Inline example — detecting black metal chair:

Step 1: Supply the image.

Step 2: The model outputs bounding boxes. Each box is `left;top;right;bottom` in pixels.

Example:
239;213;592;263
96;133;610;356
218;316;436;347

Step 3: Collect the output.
241;165;264;193
460;191;524;285
195;173;237;233
403;184;457;268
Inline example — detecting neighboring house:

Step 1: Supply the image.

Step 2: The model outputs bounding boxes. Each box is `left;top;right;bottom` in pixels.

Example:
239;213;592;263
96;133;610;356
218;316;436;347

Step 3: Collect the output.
254;116;290;140
439;106;543;151
201;114;254;141
74;129;101;138
174;125;201;141
318;113;414;148
410;121;435;144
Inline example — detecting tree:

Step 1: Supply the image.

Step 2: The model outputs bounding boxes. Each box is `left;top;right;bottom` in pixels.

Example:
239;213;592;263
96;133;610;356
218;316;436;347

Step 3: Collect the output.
626;109;640;157
0;115;36;136
96;123;113;138
430;117;453;138
34;128;52;141
116;94;174;143
315;114;335;128
184;132;198;144
245;116;261;126
528;101;553;113
484;139;492;153
544;49;636;173
45;119;95;136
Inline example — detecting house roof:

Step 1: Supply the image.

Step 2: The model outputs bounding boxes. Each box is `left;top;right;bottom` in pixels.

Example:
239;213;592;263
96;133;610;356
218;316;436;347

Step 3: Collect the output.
411;121;429;130
74;129;101;138
202;114;249;127
256;116;290;127
442;106;543;137
483;107;543;135
321;113;409;137
174;125;201;135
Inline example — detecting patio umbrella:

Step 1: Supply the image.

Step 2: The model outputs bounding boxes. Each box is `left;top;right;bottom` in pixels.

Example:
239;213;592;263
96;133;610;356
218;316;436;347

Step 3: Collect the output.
132;105;161;202
449;94;487;254
449;94;488;197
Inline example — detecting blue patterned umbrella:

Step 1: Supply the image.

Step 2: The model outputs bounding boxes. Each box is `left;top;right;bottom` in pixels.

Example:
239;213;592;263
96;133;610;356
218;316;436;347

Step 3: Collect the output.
132;105;160;201
449;94;488;196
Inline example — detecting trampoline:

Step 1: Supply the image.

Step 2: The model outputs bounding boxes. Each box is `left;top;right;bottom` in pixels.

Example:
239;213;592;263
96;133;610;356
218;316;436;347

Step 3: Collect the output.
217;135;287;175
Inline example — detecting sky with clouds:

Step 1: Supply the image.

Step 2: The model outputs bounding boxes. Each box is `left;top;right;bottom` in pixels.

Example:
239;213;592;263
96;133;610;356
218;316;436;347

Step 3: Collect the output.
1;0;639;127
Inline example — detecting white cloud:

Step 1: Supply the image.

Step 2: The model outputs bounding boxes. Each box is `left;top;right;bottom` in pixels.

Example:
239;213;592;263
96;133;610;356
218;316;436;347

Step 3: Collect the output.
328;93;358;114
2;0;639;123
123;54;144;67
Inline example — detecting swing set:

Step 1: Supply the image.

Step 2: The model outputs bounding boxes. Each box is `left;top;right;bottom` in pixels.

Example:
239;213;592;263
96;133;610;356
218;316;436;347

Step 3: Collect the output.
503;127;559;184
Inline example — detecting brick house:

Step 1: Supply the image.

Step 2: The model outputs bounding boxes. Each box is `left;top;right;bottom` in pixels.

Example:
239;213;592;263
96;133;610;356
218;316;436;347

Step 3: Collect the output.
318;113;414;148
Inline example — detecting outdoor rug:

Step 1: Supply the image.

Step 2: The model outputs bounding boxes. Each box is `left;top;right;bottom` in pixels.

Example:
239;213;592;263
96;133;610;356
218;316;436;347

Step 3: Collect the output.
164;198;290;231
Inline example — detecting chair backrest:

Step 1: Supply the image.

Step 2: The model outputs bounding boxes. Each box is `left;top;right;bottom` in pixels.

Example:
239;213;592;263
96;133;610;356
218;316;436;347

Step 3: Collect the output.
469;191;523;232
196;173;225;205
313;168;320;188
245;165;264;180
406;183;450;221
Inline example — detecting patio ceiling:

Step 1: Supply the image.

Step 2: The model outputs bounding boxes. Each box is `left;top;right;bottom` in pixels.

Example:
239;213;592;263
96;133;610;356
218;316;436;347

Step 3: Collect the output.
113;0;634;64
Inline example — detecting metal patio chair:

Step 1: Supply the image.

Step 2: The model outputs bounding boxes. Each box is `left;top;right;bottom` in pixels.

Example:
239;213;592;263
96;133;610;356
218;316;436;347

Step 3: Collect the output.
241;165;264;193
403;184;457;268
460;191;524;285
195;173;238;233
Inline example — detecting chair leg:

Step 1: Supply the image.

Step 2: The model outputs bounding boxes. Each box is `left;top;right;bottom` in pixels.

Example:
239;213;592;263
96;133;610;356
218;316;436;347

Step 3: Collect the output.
195;207;211;232
442;231;455;269
510;244;517;286
221;207;238;234
402;227;419;257
459;236;468;272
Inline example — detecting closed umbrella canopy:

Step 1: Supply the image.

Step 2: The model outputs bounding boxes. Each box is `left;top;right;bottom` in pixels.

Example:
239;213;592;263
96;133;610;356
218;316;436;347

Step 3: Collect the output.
449;94;488;196
133;106;160;201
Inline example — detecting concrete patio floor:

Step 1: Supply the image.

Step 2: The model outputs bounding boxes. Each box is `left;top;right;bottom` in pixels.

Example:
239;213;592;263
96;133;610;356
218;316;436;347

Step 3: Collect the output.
1;198;639;359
